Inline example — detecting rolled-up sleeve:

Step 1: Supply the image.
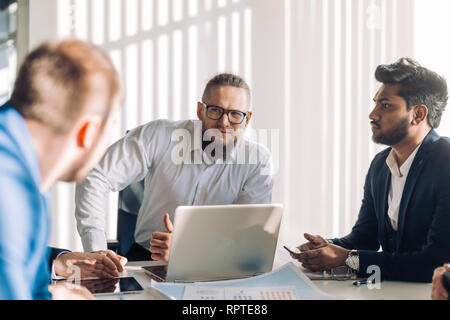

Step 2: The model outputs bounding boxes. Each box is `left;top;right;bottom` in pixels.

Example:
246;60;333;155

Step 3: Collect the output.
75;122;160;251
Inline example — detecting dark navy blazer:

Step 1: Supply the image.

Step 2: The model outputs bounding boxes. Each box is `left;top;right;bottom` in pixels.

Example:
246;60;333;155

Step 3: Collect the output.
332;129;450;282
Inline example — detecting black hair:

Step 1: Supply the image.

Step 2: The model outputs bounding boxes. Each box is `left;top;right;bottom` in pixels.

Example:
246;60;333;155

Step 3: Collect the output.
375;57;448;128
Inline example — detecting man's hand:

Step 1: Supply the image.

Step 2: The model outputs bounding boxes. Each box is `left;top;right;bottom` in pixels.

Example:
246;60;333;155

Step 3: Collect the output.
297;233;328;252
431;264;450;300
49;282;96;300
54;250;127;279
290;243;350;272
150;213;173;262
96;250;127;269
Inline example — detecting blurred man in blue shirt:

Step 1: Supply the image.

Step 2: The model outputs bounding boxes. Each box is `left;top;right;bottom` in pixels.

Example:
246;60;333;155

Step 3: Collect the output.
0;39;121;299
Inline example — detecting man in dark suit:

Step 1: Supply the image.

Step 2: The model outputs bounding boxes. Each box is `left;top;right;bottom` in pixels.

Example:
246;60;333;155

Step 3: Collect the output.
290;58;450;282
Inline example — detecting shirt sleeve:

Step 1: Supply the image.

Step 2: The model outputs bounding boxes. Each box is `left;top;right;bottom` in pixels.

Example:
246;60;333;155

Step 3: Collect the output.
75;122;161;252
34;247;52;300
234;143;274;204
0;153;44;299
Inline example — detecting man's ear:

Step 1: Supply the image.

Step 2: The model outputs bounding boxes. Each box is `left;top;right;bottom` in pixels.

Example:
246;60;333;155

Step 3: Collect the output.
245;111;253;126
77;117;102;149
197;102;204;120
411;104;428;125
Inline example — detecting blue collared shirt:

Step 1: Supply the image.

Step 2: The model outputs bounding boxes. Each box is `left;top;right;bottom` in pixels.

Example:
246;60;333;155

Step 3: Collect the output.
0;102;51;300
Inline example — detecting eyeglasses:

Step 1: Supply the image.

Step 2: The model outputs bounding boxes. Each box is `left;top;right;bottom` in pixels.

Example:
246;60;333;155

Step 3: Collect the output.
201;102;248;125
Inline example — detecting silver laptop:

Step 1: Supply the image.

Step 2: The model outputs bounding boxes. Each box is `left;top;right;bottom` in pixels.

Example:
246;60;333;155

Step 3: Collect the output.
142;204;283;283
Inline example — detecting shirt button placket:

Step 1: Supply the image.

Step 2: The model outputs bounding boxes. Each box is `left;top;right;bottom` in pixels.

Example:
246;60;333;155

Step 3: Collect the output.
192;164;208;205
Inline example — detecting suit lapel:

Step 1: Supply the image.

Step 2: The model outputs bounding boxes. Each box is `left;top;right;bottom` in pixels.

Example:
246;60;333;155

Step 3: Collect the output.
378;164;391;249
396;130;439;249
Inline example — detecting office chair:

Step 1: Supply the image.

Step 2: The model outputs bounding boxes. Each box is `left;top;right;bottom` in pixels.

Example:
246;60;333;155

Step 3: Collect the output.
106;129;146;256
107;179;145;256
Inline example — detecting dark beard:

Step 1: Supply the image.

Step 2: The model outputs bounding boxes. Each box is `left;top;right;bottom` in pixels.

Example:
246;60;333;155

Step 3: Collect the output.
202;138;237;159
372;117;409;146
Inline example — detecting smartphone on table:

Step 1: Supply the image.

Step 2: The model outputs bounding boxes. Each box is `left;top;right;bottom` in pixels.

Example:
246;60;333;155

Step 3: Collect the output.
77;277;144;296
283;245;300;255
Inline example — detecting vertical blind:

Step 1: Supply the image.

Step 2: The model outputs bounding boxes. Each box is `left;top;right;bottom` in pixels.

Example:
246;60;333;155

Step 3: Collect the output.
0;1;17;105
50;0;254;250
46;0;414;251
281;0;414;246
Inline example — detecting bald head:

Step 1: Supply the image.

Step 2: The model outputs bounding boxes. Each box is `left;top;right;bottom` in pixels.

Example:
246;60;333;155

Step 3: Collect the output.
10;39;121;133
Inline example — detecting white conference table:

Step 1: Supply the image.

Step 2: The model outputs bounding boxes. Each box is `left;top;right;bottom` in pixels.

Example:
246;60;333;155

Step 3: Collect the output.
97;251;432;300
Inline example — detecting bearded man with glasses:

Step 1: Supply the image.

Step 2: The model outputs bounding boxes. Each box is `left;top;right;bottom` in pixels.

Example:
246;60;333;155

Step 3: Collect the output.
75;73;274;262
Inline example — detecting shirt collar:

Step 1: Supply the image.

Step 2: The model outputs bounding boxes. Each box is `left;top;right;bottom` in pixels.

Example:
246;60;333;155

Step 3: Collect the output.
386;143;422;178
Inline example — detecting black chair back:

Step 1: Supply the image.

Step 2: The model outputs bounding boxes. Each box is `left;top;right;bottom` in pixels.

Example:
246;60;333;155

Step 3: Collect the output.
116;179;145;255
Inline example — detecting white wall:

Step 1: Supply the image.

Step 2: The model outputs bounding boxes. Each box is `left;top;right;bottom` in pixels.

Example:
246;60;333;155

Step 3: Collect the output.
28;0;57;49
278;0;415;249
415;0;450;138
28;0;84;250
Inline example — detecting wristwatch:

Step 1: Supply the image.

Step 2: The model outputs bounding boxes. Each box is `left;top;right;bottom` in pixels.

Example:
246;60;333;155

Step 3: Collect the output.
345;250;359;272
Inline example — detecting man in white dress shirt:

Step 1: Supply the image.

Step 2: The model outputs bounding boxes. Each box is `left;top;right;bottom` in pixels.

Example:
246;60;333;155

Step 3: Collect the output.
75;73;274;261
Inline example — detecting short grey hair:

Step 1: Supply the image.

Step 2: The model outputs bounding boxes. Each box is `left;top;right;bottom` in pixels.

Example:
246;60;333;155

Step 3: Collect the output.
202;73;251;105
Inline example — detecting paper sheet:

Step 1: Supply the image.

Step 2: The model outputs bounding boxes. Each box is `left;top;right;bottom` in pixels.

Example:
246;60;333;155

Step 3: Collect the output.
183;286;299;300
151;262;331;300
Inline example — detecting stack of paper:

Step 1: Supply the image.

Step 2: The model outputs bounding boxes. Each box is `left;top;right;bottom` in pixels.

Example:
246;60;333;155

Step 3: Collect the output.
151;263;331;300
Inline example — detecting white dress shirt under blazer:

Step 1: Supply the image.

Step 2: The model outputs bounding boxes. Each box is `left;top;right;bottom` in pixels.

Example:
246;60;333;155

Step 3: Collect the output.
75;119;274;251
385;143;421;231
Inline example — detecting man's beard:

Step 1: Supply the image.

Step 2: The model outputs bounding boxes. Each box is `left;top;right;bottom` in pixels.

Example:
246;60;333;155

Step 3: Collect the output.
372;116;409;146
201;125;244;160
202;133;240;159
